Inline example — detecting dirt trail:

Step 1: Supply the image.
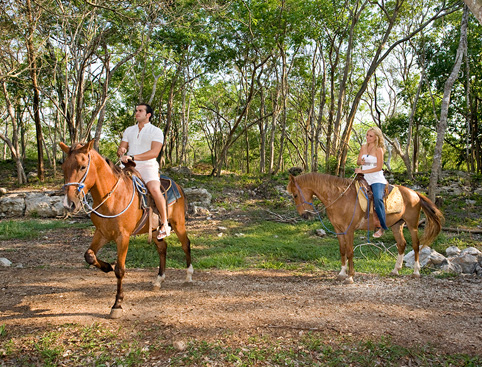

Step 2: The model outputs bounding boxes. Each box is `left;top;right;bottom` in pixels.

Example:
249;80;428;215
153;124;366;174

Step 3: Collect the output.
0;227;481;356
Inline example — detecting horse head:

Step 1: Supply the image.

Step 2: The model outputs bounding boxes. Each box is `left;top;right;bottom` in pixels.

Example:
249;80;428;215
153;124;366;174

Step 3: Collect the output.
287;174;314;219
59;139;96;214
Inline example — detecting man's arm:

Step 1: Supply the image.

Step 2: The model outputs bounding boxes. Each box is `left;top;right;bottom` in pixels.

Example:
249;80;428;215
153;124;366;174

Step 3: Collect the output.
127;141;162;161
117;141;128;157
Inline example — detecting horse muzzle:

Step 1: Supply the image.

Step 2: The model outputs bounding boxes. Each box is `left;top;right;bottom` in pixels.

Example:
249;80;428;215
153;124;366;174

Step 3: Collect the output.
301;211;313;220
63;194;81;213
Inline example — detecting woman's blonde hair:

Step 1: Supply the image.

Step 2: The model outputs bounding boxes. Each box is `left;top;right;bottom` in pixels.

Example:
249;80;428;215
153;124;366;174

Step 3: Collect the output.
367;127;385;151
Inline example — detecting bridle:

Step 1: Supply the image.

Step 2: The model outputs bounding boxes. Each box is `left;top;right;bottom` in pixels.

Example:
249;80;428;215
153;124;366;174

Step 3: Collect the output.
62;153;137;218
292;174;370;236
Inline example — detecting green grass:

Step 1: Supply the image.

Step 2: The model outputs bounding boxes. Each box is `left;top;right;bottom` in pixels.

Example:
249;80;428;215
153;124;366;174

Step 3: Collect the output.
0;219;91;240
1;323;480;367
123;217;452;276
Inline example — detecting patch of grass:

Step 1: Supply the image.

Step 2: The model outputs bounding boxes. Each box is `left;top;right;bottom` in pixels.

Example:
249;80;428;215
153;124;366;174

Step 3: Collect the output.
166;333;481;367
0;219;92;240
125;218;434;276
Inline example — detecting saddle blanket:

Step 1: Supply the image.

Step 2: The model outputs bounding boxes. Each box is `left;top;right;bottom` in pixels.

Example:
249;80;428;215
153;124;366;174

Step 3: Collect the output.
355;182;403;214
160;175;181;206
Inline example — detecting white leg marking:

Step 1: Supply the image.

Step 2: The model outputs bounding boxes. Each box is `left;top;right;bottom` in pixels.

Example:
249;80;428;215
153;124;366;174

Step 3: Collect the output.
153;274;166;288
337;265;348;280
391;254;404;275
413;261;421;277
339;265;347;276
185;264;194;283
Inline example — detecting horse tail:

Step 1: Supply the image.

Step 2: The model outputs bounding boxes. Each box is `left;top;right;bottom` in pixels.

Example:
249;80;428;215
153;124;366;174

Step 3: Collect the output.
417;193;444;248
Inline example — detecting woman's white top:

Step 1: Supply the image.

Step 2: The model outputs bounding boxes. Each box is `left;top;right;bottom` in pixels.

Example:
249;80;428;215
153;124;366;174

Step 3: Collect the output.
362;154;387;185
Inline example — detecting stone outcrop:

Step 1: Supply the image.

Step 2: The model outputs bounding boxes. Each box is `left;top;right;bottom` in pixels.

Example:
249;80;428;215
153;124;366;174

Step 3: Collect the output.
404;246;482;276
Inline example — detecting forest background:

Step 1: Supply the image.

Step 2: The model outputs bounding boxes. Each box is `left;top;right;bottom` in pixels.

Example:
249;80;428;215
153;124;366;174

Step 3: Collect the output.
1;0;482;201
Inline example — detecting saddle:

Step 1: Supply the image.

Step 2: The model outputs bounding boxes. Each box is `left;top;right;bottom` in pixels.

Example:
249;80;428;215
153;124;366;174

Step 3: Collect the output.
355;174;403;214
123;161;181;241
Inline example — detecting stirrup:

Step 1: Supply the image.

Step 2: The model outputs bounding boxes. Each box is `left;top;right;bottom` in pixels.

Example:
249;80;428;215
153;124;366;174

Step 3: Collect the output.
156;223;171;240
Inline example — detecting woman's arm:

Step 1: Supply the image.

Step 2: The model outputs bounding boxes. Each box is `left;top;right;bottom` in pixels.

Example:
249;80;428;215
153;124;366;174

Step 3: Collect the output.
356;144;366;166
356;147;384;174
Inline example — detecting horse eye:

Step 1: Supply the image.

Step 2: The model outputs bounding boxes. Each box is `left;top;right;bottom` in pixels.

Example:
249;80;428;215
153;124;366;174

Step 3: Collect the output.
80;165;87;171
294;194;298;199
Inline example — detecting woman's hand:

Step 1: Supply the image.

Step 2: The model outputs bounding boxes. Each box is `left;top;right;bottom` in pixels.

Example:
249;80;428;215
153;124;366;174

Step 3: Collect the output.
355;168;363;174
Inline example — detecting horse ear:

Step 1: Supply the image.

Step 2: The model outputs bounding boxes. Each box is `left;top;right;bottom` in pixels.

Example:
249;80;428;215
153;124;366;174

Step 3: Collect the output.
59;142;70;154
86;139;95;152
289;174;296;183
79;139;95;153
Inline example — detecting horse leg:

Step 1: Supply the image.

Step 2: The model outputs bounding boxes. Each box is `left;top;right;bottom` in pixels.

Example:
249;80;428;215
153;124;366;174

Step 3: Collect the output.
152;237;167;288
110;235;129;319
390;221;407;276
336;235;348;281
344;232;355;284
173;222;193;283
84;230;113;273
408;225;421;278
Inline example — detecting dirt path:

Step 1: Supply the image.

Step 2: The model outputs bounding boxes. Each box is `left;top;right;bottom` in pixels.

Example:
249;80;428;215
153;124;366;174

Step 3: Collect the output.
0;227;481;356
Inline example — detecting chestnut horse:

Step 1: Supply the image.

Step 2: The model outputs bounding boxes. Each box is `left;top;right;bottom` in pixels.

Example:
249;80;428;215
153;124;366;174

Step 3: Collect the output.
60;139;192;318
287;173;444;284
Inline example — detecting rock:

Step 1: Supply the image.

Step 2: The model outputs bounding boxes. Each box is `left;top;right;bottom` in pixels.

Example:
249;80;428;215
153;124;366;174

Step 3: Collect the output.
0;193;26;217
446;246;461;257
315;229;327;237
0;258;12;267
217;226;228;231
25;192;66;217
439;260;462;274
427;251;447;266
460;247;481;257
192;206;210;216
404;246;433;268
184;188;212;207
451;253;478;274
0;188;7;196
173;340;187;351
168;166;192;176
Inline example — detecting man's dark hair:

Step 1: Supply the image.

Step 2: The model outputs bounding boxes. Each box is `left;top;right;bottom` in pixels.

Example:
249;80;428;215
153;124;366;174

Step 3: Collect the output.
137;103;154;121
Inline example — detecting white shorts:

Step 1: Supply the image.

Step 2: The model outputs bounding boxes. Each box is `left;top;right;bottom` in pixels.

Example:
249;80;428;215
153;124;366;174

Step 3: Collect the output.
134;160;160;183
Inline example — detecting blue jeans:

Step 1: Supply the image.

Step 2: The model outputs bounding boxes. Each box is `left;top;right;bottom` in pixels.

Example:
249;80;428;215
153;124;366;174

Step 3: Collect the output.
371;183;388;230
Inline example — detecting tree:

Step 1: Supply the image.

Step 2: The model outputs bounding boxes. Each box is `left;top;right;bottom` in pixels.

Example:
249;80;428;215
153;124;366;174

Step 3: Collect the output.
428;6;469;201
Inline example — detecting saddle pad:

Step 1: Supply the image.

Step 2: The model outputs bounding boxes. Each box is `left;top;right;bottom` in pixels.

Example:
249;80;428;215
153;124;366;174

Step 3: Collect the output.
160;175;181;206
355;182;403;214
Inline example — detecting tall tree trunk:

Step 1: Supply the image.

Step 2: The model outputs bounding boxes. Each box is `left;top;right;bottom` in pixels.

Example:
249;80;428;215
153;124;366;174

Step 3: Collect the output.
1;81;27;184
26;0;44;181
428;6;468;201
463;0;482;24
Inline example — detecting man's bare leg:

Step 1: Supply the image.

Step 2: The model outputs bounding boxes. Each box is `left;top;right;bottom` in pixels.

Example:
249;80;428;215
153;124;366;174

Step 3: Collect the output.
146;181;170;239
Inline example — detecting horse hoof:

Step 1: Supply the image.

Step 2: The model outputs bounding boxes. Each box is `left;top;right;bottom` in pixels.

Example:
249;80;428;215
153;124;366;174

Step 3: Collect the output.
343;277;354;285
390;270;400;276
109;308;123;319
411;273;421;278
336;274;347;281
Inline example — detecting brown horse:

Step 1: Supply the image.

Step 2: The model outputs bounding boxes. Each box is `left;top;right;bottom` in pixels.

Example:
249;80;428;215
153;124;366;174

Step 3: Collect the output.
287;173;444;284
59;139;192;318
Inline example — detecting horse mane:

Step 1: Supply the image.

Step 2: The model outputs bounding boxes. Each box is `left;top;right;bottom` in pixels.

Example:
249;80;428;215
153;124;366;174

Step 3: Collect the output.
68;142;141;185
299;172;352;194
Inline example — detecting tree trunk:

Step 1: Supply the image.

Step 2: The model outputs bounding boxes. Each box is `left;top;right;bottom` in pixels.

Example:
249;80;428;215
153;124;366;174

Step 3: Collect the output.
463;0;482;25
25;0;44;181
428;6;468;201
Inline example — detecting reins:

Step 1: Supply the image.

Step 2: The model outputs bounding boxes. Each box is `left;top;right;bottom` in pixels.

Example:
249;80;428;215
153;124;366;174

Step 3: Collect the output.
294;174;372;237
62;153;140;218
